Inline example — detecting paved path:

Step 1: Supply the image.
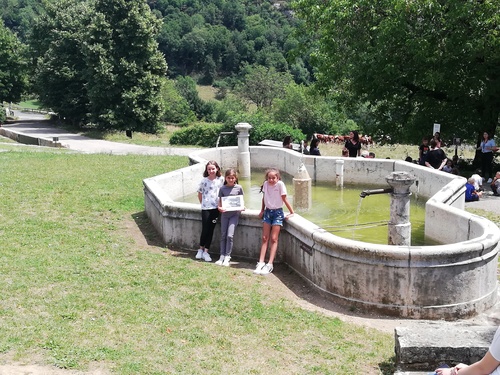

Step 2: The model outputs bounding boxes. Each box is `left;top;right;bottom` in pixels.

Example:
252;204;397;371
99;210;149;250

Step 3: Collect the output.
1;111;200;156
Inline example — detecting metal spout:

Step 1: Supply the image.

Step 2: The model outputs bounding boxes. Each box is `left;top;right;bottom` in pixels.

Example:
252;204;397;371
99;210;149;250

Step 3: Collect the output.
360;188;393;198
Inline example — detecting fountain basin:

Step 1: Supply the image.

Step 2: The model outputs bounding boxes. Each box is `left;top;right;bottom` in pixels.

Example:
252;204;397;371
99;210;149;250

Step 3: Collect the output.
143;146;500;320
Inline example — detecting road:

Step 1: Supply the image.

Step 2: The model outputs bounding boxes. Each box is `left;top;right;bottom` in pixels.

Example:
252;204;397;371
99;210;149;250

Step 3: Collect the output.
1;110;200;156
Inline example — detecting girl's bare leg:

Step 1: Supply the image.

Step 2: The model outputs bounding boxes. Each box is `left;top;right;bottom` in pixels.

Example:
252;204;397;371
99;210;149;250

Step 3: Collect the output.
267;225;281;265
259;223;272;262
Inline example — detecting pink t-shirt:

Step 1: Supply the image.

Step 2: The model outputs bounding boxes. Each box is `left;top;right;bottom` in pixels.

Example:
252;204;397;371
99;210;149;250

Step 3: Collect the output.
262;180;287;210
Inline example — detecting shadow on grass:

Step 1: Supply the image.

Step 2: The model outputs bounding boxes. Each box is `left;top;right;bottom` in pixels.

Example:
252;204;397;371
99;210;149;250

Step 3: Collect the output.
378;357;397;375
131;211;166;248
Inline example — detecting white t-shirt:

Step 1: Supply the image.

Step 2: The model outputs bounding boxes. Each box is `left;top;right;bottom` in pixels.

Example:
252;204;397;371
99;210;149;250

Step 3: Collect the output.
470;174;483;190
198;176;224;210
262;180;287;210
489;326;500;375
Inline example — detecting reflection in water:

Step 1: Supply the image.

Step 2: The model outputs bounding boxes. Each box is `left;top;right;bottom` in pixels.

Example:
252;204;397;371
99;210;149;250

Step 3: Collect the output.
183;171;431;245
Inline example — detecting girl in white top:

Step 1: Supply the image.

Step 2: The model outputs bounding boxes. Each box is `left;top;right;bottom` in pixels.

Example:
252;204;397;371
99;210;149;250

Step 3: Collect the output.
196;160;224;262
436;326;500;375
254;168;294;275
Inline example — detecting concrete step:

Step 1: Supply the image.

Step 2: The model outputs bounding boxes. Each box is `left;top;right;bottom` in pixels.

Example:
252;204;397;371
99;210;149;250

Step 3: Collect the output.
395;325;496;372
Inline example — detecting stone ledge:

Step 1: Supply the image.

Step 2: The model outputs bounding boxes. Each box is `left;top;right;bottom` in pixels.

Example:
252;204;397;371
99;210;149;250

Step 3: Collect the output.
395;325;496;372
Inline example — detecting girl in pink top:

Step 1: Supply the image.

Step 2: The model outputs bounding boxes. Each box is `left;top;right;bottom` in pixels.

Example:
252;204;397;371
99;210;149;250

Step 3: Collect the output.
254;168;294;275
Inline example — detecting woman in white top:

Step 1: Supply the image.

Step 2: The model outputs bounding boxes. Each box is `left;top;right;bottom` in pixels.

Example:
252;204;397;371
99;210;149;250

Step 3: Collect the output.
478;131;496;183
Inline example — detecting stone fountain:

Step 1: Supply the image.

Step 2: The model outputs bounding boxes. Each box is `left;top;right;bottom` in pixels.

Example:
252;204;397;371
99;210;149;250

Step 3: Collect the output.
143;123;500;320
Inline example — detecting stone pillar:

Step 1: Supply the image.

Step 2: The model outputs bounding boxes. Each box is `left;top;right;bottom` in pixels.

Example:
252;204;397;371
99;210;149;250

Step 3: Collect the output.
293;163;312;211
235;122;252;178
335;159;344;187
386;171;416;246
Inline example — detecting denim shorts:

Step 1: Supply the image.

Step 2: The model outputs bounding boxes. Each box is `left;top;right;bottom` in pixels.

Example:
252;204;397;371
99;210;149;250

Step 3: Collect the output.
262;208;284;226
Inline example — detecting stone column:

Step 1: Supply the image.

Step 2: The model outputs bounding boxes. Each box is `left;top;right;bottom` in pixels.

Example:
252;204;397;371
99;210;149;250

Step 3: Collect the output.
386;171;416;246
235;122;252;178
335;159;344;187
293;163;312;211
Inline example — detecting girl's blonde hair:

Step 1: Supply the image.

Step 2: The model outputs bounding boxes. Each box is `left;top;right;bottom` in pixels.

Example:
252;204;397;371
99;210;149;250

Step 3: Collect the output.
203;160;221;177
223;168;238;185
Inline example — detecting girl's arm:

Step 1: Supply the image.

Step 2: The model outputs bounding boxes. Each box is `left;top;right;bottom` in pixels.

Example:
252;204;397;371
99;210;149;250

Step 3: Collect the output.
281;195;294;218
436;351;500;375
198;192;202;204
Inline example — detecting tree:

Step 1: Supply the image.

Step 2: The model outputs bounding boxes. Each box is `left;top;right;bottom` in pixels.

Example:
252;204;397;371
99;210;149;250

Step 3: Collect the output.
0;22;28;103
29;0;91;123
293;0;500;143
238;65;293;108
85;0;167;133
30;0;167;133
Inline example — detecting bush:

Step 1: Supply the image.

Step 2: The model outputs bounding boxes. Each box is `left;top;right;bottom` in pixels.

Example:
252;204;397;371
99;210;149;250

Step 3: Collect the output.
169;122;224;147
0;105;6;123
250;122;305;146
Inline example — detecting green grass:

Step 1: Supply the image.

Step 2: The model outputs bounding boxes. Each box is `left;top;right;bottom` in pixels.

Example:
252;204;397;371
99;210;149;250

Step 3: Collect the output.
16;99;44;109
0;146;395;374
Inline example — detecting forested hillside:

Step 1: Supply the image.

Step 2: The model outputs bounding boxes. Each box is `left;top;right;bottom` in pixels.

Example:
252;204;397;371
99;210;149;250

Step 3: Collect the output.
1;0;311;85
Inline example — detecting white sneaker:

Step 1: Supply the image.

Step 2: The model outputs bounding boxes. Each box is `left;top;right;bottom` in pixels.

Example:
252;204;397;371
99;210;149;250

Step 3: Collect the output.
222;256;231;267
253;262;265;274
195;249;204;259
259;263;274;275
487;178;493;184
202;251;212;262
215;255;225;265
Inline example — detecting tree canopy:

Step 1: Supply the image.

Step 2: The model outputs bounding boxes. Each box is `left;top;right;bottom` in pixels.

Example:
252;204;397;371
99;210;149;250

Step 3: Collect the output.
29;0;167;132
293;0;500;142
0;22;27;103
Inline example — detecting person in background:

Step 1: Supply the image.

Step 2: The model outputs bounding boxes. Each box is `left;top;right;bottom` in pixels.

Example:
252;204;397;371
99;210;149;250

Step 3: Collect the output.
465;177;482;202
478;131;496;183
196;160;224;262
344;130;361;157
425;139;447;170
419;136;430;165
491;171;500;196
433;132;443;148
300;139;310;155
309;138;321;156
282;135;293;149
255;168;294;275
470;169;484;192
368;152;376;158
435;325;500;375
217;169;244;267
442;160;454;173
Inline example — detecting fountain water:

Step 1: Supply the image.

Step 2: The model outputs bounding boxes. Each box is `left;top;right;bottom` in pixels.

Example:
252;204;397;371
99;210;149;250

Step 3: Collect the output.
143;123;500;320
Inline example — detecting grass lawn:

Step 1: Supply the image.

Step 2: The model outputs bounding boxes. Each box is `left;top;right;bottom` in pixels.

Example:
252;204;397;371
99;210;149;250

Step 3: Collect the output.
0;145;395;374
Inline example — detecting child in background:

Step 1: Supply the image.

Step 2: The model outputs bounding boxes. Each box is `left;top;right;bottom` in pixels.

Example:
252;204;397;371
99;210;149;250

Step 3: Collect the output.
217;169;244;267
491;171;500;196
442;160;454;173
255;168;294;275
470;169;483;192
196;160;224;262
465;177;482;202
418;137;430;166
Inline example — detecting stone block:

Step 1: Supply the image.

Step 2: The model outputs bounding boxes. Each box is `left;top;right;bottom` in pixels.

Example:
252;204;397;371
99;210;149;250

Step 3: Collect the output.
395;325;496;371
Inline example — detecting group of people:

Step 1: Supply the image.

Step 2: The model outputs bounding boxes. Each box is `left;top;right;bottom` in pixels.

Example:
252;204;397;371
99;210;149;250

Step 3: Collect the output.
287;130;370;158
195;160;294;275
